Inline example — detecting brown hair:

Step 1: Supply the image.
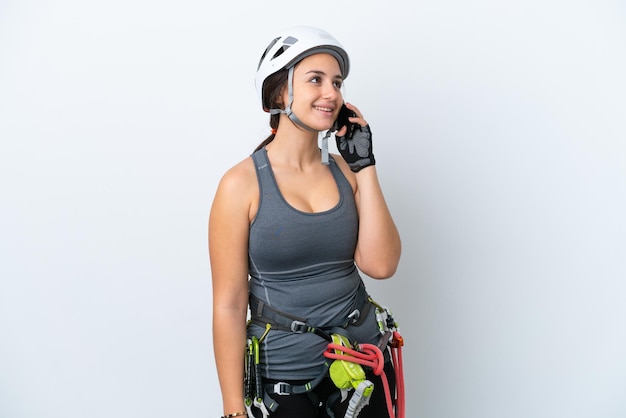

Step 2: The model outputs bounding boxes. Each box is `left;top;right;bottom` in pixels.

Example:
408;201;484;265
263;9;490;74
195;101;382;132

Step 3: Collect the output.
254;69;289;152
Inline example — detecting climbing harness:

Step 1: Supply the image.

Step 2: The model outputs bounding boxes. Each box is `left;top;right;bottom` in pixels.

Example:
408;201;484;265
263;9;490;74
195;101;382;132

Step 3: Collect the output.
244;289;406;418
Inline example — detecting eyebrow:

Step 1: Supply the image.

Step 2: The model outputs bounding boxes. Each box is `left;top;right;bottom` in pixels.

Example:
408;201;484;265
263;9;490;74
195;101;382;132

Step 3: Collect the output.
305;70;343;80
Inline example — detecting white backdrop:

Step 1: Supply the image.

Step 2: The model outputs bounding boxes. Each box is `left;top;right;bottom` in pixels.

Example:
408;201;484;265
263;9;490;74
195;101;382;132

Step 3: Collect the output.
1;1;625;417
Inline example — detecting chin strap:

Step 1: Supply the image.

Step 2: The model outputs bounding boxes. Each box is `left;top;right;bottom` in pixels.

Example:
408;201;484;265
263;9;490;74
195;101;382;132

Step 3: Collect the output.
269;67;335;165
269;67;317;132
321;130;332;165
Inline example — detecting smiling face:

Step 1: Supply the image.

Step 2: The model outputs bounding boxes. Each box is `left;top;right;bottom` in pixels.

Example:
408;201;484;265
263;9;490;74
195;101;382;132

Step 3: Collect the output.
285;53;345;132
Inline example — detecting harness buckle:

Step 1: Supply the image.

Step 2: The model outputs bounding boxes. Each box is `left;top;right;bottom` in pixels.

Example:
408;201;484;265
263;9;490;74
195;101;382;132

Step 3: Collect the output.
347;309;360;324
290;320;308;333
273;382;291;396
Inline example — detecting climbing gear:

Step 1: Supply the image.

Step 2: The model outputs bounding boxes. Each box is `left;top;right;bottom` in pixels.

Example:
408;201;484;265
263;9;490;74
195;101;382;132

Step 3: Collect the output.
245;329;329;416
369;298;405;418
252;337;272;418
255;26;350;112
245;290;405;418
244;338;255;417
254;26;350;164
324;335;401;418
324;300;405;418
247;289;368;414
347;381;375;418
248;283;370;341
336;124;375;172
327;334;374;418
244;327;275;418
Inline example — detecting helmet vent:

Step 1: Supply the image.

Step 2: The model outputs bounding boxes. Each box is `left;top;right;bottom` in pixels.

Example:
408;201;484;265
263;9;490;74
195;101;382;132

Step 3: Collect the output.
271;45;289;60
257;37;280;70
271;36;299;61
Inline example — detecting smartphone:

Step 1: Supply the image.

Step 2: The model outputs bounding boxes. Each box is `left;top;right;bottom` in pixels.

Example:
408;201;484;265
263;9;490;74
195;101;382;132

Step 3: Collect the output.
335;103;357;138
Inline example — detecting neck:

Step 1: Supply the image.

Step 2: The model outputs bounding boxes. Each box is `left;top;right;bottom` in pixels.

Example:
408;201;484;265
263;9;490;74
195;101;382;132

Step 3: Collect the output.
266;130;321;170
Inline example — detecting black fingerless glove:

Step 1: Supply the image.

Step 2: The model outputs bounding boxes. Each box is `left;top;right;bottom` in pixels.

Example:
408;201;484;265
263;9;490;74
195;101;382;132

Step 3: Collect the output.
335;125;375;172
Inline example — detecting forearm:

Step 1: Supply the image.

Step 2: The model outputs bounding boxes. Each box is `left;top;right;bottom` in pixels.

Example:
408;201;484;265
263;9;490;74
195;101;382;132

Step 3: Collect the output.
213;305;248;413
354;166;401;278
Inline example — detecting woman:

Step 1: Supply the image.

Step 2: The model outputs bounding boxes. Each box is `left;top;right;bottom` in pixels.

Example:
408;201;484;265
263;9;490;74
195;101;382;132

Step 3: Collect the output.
209;26;401;418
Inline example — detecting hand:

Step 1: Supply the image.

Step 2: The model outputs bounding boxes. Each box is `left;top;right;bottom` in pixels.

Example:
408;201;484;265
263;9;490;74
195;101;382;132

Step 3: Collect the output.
335;104;375;172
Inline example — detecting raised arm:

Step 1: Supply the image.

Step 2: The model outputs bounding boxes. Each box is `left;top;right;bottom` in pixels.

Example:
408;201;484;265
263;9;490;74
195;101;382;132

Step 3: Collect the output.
353;165;401;279
335;102;401;279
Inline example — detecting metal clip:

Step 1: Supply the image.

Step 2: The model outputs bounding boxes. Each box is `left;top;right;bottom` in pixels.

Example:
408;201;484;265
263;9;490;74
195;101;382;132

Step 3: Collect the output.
347;309;360;324
290;320;307;333
272;382;291;396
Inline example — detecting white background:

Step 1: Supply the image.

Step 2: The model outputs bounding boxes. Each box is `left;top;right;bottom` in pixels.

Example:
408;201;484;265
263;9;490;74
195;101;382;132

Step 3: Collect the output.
1;1;625;417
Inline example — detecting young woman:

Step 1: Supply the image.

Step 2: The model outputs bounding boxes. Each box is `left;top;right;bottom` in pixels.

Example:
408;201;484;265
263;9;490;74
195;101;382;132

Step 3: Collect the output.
209;26;402;418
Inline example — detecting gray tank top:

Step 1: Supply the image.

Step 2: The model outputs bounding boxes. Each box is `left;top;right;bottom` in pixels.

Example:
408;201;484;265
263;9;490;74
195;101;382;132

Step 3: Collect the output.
247;147;380;380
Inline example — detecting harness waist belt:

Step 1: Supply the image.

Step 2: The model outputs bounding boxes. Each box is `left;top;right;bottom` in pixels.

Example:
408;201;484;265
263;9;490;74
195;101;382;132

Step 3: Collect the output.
249;282;371;341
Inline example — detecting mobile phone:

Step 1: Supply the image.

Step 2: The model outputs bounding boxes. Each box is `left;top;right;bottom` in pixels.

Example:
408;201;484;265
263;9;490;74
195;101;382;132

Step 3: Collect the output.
335;103;357;138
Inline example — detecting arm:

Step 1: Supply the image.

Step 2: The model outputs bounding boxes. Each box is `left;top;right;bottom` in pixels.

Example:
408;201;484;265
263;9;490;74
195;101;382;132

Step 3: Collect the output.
208;162;255;414
335;103;401;279
353;165;401;279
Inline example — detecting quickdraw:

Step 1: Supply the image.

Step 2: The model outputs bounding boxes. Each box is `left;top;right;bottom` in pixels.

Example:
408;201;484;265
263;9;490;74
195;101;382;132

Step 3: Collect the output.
244;326;275;418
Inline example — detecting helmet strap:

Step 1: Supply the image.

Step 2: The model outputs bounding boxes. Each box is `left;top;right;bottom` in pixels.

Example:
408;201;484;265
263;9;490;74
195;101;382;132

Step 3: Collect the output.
320;130;331;165
286;67;317;132
269;66;335;165
270;67;317;132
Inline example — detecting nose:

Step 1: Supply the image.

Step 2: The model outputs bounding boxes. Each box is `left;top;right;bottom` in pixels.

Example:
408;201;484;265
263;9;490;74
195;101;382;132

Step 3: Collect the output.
321;80;340;99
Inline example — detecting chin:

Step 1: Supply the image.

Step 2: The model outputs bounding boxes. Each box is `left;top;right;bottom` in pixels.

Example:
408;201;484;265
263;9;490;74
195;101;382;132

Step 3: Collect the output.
314;122;335;132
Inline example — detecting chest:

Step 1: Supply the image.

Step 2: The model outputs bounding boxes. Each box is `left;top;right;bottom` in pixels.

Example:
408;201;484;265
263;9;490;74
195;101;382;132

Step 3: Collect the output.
273;167;341;213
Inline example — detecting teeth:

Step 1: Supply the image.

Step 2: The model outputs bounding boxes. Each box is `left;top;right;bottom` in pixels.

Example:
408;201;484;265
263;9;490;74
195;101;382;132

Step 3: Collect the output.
315;106;333;112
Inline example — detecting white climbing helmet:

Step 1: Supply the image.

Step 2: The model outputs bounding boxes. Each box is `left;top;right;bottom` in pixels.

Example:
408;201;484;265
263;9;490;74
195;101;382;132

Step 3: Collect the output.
255;26;350;112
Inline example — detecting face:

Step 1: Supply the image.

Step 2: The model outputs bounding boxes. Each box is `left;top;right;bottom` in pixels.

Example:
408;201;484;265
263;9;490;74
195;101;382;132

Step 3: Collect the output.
285;53;344;131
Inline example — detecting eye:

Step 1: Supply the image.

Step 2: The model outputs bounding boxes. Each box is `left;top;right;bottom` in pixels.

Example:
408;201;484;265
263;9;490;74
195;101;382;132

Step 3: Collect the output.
310;76;321;84
333;80;343;89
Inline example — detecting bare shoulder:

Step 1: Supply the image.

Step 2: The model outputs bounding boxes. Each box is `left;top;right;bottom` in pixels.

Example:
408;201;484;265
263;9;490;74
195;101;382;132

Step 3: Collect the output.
218;156;257;192
212;156;258;220
215;156;257;200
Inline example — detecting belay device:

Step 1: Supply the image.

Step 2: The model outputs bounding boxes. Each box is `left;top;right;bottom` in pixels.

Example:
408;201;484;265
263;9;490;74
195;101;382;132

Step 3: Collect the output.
245;294;405;418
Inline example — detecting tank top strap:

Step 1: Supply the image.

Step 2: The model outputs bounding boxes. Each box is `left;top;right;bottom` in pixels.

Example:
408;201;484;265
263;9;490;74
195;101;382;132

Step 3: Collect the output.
250;147;276;202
